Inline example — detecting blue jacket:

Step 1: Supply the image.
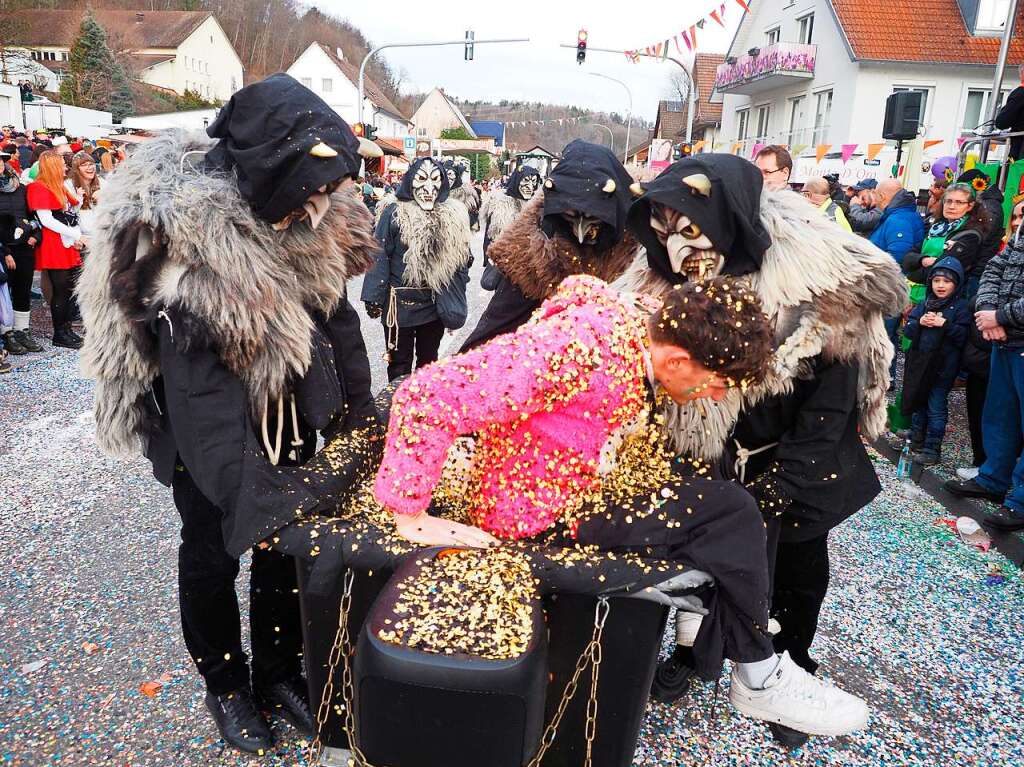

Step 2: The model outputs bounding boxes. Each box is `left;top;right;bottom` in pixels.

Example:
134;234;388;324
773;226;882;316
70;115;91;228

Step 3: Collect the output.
904;256;970;389
869;190;925;269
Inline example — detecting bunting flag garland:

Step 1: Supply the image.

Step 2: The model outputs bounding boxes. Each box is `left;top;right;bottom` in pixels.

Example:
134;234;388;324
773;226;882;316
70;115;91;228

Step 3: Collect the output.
663;39;671;60
710;3;726;26
735;0;750;10
815;144;832;163
625;0;741;59
696;18;706;30
957;137;967;148
689;24;698;49
750;142;765;159
866;142;885;161
730;141;743;155
840;143;858;163
791;143;809;156
923;139;943;150
681;30;693;51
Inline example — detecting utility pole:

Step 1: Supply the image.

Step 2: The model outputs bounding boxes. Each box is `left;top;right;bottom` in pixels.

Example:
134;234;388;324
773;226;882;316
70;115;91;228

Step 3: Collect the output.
358;37;529;127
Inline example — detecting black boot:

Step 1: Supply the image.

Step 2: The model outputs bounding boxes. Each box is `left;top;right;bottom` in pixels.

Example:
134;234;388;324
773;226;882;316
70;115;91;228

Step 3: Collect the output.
254;675;315;736
52;325;81;349
650;645;697;704
205;687;274;754
770;722;811;749
13;329;43;353
944;477;1005;504
2;330;26;355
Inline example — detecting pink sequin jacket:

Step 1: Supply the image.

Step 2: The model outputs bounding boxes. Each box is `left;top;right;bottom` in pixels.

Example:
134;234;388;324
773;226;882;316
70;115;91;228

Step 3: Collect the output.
374;275;649;540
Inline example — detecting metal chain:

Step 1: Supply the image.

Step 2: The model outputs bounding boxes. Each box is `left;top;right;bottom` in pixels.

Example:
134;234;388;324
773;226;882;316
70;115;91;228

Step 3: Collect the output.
525;597;610;767
307;569;356;767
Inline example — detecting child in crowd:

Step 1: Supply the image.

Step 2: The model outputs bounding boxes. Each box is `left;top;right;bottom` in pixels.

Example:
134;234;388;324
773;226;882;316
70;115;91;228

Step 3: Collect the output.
901;256;971;465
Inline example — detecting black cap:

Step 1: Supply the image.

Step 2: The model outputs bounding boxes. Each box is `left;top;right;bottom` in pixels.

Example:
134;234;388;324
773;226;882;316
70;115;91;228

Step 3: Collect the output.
205;73;362;223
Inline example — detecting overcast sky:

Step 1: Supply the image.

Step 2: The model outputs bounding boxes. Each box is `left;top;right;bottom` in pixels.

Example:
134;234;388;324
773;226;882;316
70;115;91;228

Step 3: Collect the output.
317;0;742;122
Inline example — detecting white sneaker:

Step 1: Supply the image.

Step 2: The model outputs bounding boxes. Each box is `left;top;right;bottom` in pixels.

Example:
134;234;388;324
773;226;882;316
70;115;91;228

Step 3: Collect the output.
729;652;869;737
956;467;980;481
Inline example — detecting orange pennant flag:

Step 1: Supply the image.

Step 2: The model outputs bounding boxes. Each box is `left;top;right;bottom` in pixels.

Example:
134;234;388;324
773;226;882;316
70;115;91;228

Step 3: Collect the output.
866;142;885;162
730;141;743;155
923;139;943;151
693;140;706;153
815;144;832;163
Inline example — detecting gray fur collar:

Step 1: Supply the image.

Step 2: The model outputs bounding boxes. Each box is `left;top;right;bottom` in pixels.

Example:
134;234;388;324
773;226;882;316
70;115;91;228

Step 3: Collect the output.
450;184;480;214
78;130;378;457
619;187;907;459
481;192;524;241
393;199;471;292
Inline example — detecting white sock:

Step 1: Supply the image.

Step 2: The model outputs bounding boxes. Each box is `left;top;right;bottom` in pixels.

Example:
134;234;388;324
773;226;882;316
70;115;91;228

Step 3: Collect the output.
13;310;30;332
736;655;781;689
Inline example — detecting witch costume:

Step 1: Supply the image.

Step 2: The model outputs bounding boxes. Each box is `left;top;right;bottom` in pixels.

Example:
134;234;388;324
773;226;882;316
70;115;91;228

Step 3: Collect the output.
444;159;481;229
624;154;906;720
479;165;541;267
361;157;472;381
462;140;638;351
77;74;381;755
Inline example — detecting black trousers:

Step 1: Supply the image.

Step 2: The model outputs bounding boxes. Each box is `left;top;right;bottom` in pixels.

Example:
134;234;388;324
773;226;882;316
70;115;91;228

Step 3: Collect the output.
386;318;445;382
769;532;830;675
966;373;989;467
7;246;34;313
574;474;774;677
172;468;303;695
46;268;76;329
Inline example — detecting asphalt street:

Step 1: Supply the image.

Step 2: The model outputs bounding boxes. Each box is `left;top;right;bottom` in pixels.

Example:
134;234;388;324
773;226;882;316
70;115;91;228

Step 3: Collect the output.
1;229;1022;767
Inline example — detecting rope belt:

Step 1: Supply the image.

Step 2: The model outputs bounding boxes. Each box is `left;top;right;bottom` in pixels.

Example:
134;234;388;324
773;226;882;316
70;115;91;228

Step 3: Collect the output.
732;439;779;484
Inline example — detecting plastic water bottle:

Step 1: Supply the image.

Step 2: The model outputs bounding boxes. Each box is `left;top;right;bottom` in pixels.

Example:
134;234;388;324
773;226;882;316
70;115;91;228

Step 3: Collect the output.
896;439;913;480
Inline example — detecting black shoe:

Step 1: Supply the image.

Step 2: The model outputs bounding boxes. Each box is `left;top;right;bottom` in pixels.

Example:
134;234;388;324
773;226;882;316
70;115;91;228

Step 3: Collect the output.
914;449;940;466
254;676;314;736
2;330;26;355
64;323;84;343
650;645;697;704
52;326;82;350
980;505;1024;532
770;722;811;749
944;478;1005;504
12;329;42;352
204;688;274;754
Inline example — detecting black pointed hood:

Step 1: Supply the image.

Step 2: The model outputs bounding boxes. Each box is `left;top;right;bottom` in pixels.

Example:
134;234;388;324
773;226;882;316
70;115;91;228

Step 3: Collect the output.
627;153;772;284
442;159;464;190
505;165;542;200
395;157;451;204
541;139;633;250
204;73;362;224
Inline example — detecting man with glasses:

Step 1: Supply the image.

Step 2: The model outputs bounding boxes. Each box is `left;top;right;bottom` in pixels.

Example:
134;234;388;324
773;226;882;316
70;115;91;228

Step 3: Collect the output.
754;145;793;190
801;177;852;232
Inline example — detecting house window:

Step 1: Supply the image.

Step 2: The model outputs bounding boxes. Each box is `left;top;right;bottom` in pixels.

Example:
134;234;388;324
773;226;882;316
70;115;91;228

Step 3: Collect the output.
813;89;832;145
797;13;814;44
976;0;1011;32
300;77;312;89
765;27;780;46
961;87;1011;134
892;86;931;132
735;108;750;154
322;78;333;92
787;96;806;147
754;104;771;143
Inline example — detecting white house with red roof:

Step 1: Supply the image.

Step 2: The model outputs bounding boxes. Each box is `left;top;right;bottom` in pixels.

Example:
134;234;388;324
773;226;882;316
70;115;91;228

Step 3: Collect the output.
715;0;1024;168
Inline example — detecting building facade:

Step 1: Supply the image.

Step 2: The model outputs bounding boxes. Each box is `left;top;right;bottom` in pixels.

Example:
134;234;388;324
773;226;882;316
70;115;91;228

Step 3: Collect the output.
715;0;1024;162
287;43;412;139
410;88;477;139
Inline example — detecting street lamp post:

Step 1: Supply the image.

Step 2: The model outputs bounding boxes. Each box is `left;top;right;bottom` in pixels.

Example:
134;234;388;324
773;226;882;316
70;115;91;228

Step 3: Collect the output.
590;122;614;153
358;37;529;127
589;72;632;163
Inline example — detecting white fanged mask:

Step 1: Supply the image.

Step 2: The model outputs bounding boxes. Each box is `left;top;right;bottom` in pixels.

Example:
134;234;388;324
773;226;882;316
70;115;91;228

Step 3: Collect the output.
445;167;457;188
413;162;443;210
560;210;604;245
518;173;539;200
650;205;722;282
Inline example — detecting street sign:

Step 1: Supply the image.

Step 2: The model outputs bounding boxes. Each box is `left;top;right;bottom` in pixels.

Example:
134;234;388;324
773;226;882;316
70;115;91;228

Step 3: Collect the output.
403;136;416;158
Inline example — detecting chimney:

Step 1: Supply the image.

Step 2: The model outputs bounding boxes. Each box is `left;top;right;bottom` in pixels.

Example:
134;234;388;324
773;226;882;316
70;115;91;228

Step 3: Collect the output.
135;12;144;23
336;47;344;61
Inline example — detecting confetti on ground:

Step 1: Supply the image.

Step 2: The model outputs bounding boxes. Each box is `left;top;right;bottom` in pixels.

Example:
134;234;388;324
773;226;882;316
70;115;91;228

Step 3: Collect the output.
1;256;1022;766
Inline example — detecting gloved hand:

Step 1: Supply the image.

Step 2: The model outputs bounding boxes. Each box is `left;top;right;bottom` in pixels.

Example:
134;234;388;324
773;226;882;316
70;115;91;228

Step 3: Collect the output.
364;302;383;319
746;462;793;519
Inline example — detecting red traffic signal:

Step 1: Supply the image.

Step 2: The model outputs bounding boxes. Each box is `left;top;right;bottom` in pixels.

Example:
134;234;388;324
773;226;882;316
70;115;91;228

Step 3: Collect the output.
352;122;365;138
576;29;588;65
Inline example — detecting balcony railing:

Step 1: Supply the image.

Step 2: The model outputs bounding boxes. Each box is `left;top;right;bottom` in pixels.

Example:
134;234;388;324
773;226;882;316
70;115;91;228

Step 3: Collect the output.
715;42;816;95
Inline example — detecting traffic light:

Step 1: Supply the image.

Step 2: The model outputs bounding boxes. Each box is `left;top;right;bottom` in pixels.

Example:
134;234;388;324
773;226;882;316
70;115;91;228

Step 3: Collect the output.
352;122;365;138
576;29;588;65
465;30;474;61
365;123;378;141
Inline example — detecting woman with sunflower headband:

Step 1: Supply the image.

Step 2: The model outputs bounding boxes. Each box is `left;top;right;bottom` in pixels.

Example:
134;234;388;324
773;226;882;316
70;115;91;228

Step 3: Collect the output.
904;176;995;300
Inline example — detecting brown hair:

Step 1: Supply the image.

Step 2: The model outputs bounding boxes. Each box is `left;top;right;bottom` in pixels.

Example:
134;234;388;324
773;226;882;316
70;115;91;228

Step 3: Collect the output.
650;277;775;387
70;151;100;210
755;144;793;174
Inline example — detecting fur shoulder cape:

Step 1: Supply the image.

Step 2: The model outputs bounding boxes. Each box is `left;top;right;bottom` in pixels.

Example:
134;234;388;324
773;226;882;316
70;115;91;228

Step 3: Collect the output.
392;198;471;292
480;192;524;242
78;130;379;458
450;183;481;215
489;192;640;301
619;187;907;459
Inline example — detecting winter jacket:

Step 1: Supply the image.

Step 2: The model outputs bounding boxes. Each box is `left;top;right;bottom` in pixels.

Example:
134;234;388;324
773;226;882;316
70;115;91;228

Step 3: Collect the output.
360;200;471;328
869;190;925;268
727;357;881;543
995;85;1024;159
903;256;970;391
977;237;1024;348
848;202;883;235
961;297;992;378
903;225;984;284
0;183;38;258
374;275;649;540
975;185;1005;277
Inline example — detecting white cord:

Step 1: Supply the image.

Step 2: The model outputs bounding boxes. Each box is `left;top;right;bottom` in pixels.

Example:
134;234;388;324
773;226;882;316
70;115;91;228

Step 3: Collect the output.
261;395;284;466
289;395;305;448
